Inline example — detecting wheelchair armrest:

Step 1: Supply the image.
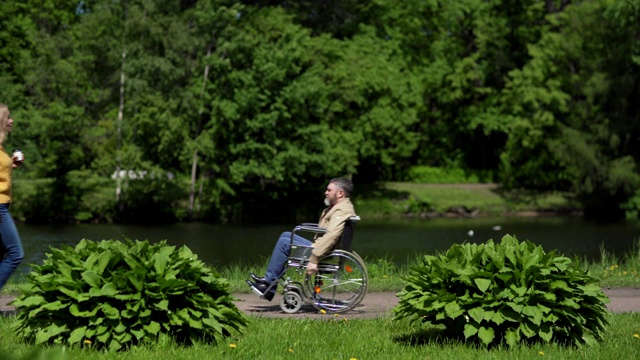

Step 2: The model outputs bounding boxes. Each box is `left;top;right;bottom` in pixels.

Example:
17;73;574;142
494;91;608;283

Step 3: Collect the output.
294;224;327;234
348;215;361;223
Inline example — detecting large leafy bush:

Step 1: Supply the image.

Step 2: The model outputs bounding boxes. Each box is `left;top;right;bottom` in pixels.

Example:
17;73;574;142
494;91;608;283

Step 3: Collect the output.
11;239;248;351
394;235;610;347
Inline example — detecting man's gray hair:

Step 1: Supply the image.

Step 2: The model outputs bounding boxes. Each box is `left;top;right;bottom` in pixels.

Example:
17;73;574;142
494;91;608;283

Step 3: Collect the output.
330;177;353;197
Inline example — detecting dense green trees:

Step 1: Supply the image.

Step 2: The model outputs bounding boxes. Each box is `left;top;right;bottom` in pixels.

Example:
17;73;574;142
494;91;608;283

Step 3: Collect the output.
0;0;638;223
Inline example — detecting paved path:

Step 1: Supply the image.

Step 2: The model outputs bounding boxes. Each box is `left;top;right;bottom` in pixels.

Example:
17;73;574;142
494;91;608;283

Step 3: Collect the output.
2;288;638;319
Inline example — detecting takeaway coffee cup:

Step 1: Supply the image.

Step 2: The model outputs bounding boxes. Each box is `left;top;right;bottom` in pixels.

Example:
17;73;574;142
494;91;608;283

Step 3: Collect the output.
12;149;24;162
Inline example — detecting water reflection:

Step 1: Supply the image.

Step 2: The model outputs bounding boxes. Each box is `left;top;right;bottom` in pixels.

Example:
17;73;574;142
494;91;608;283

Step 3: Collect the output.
15;216;640;274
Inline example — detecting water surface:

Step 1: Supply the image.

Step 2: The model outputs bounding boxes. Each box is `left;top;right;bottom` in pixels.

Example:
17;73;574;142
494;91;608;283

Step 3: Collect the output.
15;216;640;273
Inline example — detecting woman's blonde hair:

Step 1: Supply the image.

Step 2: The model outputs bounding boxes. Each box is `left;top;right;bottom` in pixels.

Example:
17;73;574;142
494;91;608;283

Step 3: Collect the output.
0;104;9;144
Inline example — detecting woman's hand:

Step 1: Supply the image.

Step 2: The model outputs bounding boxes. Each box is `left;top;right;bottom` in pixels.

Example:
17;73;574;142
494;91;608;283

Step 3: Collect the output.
11;153;24;168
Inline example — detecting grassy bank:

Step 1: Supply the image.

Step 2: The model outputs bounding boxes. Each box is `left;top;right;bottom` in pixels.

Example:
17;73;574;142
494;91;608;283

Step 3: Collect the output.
2;314;639;359
354;182;580;219
219;239;640;293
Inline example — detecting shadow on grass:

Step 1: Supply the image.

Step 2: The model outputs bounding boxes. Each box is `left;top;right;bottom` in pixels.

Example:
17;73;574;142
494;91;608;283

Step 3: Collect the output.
394;327;575;350
393;328;465;346
0;349;65;360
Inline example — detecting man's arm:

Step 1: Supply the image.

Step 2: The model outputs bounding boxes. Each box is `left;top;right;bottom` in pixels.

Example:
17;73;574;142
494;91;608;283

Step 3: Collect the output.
308;208;349;264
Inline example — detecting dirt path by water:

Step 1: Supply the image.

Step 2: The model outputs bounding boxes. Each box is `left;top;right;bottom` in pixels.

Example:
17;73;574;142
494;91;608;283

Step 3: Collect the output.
233;288;640;319
1;288;638;319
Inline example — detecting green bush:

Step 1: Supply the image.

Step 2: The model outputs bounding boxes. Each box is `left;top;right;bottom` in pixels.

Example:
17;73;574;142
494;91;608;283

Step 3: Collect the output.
621;189;640;220
393;235;610;348
11;239;249;351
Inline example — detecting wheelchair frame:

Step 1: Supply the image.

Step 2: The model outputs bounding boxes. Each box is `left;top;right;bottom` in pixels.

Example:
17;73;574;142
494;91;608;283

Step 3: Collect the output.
274;215;369;314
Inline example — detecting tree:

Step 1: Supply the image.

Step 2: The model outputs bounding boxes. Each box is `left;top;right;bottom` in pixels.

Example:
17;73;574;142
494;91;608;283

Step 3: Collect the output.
500;0;640;219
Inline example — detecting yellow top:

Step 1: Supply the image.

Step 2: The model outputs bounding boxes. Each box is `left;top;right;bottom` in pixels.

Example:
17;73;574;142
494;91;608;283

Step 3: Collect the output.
0;146;12;203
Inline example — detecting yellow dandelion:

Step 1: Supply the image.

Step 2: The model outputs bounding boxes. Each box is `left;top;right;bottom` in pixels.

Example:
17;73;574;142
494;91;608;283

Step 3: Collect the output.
320;309;327;314
350;358;358;360
539;351;544;355
229;343;237;348
84;339;92;345
289;348;294;353
633;333;640;339
383;275;387;278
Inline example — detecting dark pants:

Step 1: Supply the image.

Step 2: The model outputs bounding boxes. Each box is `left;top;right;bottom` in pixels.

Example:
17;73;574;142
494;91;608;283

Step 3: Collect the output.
0;203;24;289
264;231;312;284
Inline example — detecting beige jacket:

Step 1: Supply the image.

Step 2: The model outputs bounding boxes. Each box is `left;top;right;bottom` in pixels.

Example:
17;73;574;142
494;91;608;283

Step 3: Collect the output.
309;198;356;264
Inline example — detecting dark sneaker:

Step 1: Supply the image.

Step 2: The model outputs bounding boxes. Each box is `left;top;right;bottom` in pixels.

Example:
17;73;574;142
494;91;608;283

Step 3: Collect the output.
250;273;268;284
246;280;276;301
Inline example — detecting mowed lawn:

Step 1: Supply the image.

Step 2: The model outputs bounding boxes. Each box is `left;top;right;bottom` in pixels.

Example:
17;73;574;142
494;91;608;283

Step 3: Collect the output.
355;182;577;218
1;314;639;360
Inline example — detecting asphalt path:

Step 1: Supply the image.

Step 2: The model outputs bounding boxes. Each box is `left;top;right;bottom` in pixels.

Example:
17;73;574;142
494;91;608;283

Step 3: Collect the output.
2;288;637;319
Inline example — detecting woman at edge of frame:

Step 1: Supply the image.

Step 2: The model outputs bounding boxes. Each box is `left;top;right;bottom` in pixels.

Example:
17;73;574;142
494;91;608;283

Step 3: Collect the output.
0;103;25;290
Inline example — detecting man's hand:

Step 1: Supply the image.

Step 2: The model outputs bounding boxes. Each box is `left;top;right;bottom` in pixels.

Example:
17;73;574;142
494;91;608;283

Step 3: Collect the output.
306;261;318;275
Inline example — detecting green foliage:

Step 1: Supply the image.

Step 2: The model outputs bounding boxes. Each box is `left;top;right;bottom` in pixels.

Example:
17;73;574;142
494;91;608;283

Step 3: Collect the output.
622;190;640;220
11;239;249;351
498;0;640;218
1;0;640;223
394;235;610;347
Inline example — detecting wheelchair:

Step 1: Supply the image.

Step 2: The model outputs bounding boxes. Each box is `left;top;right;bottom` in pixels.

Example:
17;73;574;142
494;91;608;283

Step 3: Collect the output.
271;216;368;314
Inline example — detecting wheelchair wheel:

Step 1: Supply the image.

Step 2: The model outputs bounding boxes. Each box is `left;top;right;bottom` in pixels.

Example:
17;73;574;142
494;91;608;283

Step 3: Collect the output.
280;290;304;314
304;250;368;313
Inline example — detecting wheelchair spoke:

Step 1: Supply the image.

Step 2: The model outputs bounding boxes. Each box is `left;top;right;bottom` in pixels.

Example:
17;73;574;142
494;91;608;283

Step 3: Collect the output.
305;250;368;313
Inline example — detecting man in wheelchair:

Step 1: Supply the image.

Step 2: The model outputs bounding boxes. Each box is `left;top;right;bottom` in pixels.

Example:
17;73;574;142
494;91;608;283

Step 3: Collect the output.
247;177;356;301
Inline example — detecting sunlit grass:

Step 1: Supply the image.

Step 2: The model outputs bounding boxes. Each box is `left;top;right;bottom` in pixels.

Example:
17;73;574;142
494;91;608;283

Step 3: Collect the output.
1;313;639;360
573;240;640;288
355;182;578;219
218;239;640;293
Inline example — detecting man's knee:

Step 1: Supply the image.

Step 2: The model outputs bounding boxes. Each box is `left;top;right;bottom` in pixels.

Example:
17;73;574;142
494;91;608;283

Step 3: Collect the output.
277;232;292;245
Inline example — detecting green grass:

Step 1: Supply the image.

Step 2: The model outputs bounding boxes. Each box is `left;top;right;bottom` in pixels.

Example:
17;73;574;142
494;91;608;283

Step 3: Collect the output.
573;241;640;287
354;182;579;219
214;239;640;293
1;314;639;359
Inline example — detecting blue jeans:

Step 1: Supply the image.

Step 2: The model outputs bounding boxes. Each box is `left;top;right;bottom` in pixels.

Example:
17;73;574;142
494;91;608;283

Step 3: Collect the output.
0;204;24;289
264;231;312;284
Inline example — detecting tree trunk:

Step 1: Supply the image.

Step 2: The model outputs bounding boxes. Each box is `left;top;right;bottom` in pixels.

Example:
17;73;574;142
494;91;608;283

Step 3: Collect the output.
116;47;126;203
189;44;213;213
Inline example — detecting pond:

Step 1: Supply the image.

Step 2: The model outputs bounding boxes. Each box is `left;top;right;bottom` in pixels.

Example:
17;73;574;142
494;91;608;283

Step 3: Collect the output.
14;216;640;274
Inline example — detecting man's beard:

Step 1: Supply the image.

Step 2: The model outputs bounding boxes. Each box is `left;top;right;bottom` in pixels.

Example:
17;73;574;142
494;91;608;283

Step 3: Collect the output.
325;194;340;207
